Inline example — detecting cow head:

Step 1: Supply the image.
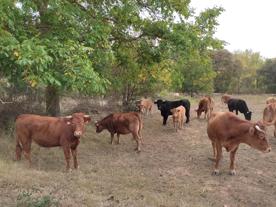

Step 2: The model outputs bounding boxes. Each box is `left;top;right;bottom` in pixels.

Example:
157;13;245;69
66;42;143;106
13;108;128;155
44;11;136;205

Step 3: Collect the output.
245;111;252;120
247;122;271;153
195;108;203;118
221;94;231;104
137;104;144;113
95;121;104;133
154;99;164;110
64;113;91;137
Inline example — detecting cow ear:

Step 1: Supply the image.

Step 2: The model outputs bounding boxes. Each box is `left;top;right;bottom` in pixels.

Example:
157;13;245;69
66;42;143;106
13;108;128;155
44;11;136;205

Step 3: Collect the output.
249;126;255;136
64;115;73;125
84;115;91;123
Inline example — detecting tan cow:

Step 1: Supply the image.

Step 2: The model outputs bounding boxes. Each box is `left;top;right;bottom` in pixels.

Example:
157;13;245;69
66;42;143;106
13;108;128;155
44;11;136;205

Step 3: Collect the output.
207;112;271;175
221;94;231;104
138;98;153;115
15;113;91;171
266;97;276;105
263;103;276;137
95;112;143;152
195;96;214;119
170;106;185;132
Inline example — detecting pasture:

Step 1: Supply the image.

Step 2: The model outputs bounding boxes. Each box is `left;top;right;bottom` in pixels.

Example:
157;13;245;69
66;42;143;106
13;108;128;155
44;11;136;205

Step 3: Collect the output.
0;94;276;207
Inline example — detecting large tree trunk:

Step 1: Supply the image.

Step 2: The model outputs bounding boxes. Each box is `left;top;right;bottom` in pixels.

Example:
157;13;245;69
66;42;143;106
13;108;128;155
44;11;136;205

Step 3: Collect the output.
45;85;60;116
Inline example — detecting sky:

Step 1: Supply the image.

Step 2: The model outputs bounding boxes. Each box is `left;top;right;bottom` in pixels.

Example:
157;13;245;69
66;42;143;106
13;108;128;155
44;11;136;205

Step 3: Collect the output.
190;0;276;58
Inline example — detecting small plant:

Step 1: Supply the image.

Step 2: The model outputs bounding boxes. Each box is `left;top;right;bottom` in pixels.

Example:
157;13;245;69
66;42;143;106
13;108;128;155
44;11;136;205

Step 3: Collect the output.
16;190;59;207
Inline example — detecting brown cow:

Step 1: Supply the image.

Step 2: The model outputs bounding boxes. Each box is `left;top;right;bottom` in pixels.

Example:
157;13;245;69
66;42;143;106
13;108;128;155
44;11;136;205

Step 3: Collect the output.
263;103;276;137
195;96;214;119
207;112;271;175
266;97;276;105
15;113;91;171
170;106;185;132
95;112;143;152
221;94;231;104
138;98;153;115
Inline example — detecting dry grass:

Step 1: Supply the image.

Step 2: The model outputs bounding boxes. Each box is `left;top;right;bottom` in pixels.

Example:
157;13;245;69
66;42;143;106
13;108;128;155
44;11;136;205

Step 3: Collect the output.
1;94;276;207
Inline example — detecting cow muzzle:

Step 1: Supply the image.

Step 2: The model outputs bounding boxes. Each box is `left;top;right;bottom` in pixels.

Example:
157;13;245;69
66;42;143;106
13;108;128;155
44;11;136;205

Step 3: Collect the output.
74;131;83;137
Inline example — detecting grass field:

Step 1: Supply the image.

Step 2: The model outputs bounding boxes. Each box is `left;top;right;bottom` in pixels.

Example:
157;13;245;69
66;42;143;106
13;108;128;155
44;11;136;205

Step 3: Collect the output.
0;94;276;207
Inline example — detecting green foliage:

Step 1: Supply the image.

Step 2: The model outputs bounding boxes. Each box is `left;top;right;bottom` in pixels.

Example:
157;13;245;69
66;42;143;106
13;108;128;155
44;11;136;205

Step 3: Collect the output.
212;50;242;93
0;0;110;94
0;0;225;107
17;191;59;207
258;59;276;93
172;53;216;94
233;50;264;93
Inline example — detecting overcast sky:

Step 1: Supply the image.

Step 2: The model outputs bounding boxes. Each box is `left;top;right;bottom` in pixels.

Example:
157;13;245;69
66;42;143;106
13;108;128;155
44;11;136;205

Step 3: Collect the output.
190;0;276;58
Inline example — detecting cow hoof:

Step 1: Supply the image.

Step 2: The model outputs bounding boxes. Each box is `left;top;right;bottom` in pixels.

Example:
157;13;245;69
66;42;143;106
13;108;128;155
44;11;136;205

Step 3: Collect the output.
212;169;220;176
229;170;236;176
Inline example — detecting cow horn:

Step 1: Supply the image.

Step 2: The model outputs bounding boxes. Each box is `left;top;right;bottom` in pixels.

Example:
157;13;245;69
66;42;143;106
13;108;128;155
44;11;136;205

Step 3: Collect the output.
65;115;72;119
255;125;265;133
84;115;90;118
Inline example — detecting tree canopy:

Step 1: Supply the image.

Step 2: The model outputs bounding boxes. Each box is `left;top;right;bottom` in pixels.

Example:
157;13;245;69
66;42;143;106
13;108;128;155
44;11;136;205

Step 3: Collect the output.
10;1;276;113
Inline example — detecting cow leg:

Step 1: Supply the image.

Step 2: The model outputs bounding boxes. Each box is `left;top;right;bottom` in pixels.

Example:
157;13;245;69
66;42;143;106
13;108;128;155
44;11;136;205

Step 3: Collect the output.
116;133;120;144
274;125;276;137
71;148;78;169
163;115;168;125
174;121;177;132
133;132;142;152
149;106;152;115
110;133;114;145
229;146;239;175
213;143;222;175
63;146;71;171
235;110;238;115
185;110;190;123
15;138;22;161
71;149;78;169
22;141;32;167
211;142;216;158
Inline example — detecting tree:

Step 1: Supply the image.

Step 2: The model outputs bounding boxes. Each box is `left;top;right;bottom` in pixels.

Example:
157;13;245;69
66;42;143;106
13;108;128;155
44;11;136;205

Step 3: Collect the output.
233;50;264;93
258;59;276;93
212;50;243;93
0;0;110;115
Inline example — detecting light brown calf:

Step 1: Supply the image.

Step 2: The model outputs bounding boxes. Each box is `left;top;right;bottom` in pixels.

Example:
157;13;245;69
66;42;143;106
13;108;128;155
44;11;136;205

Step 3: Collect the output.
263;103;276;137
138;98;153;115
266;97;276;105
221;94;231;104
170;106;185;132
196;96;214;119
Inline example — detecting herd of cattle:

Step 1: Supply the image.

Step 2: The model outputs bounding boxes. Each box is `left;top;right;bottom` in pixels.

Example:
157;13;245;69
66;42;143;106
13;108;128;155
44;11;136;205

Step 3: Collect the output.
14;95;276;175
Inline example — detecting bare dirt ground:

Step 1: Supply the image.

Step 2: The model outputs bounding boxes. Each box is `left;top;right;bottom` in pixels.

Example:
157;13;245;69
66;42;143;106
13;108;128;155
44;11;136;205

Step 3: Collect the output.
1;94;276;207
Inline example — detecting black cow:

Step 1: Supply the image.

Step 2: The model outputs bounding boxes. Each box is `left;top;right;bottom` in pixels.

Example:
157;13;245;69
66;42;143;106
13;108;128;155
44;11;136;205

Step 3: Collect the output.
154;99;190;125
227;98;252;120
